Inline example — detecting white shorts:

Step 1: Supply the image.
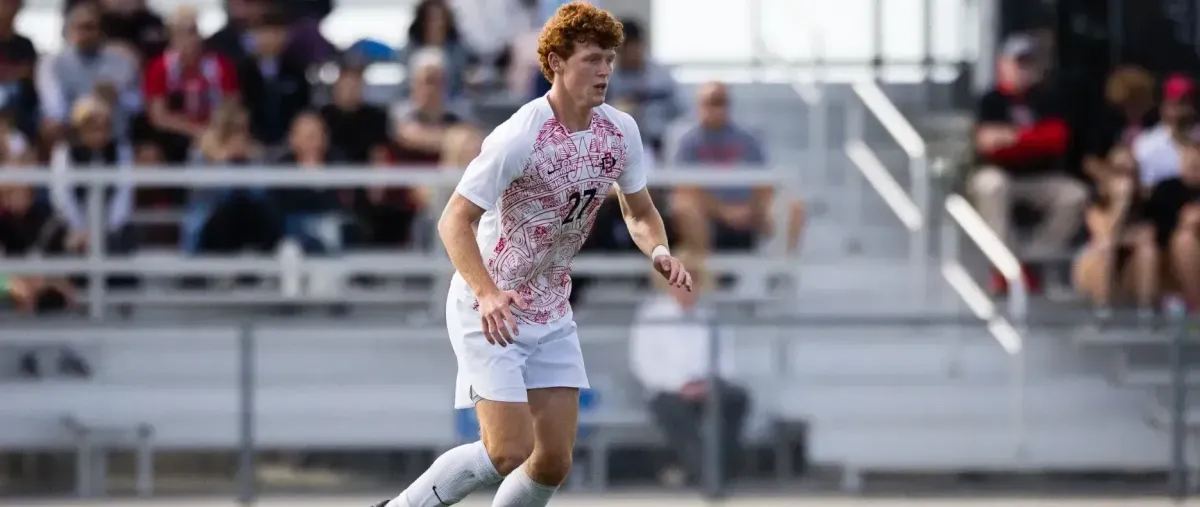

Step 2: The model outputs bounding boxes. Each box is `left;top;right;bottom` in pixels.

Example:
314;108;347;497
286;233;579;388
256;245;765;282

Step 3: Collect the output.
446;295;590;409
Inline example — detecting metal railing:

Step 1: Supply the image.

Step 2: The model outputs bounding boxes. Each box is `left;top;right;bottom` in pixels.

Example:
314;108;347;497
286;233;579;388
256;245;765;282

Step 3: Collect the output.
2;313;1188;502
0;164;798;319
796;79;931;299
796;76;1033;456
940;193;1028;457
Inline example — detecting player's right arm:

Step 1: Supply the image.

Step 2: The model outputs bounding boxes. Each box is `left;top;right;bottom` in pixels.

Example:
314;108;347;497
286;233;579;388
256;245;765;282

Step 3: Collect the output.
437;122;530;346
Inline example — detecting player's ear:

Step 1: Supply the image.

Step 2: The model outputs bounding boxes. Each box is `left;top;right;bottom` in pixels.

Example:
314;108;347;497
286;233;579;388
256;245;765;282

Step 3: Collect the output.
549;52;564;75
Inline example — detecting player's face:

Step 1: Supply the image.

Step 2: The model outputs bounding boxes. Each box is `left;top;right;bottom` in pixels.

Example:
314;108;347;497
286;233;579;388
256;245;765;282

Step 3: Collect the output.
561;42;616;108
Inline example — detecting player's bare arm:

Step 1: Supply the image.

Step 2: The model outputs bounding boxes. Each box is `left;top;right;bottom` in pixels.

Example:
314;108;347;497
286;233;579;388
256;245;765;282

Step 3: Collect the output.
618;187;693;290
438;193;528;346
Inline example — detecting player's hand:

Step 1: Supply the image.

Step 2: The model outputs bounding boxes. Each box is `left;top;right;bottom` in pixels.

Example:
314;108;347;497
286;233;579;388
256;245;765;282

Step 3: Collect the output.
654;254;693;291
478;289;529;347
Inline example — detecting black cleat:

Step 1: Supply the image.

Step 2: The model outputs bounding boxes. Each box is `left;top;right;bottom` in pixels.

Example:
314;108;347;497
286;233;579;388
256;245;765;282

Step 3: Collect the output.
369;501;390;507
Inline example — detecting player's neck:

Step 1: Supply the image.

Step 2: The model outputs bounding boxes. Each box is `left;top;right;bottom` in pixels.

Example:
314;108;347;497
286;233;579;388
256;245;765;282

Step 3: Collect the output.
546;86;592;133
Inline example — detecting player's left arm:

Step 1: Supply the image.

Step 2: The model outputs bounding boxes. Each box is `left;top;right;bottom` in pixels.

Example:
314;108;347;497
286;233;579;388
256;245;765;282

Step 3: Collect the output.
615;118;691;290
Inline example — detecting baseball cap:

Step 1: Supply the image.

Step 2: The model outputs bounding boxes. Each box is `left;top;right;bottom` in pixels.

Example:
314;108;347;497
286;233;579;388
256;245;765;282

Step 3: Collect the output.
1164;74;1196;101
1000;33;1037;60
340;38;396;71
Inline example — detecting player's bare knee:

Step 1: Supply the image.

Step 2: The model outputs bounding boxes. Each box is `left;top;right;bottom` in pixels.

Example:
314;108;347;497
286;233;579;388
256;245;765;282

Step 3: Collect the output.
484;437;534;476
527;450;573;486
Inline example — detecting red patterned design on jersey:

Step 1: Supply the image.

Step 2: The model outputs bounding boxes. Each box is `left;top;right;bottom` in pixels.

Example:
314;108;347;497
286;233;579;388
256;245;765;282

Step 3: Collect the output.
486;112;629;324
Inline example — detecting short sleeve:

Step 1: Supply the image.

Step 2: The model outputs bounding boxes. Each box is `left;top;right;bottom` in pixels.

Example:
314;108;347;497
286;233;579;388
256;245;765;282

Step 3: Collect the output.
216;56;239;95
143;56;167;99
454;123;526;211
617;118;648;194
742;131;767;165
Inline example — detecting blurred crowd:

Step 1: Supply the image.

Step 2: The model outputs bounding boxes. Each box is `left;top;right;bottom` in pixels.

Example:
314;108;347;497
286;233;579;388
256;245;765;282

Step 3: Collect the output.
973;31;1200;317
0;0;807;314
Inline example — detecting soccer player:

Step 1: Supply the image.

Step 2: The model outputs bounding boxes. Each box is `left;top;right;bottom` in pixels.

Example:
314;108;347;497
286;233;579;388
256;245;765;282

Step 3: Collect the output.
372;2;691;507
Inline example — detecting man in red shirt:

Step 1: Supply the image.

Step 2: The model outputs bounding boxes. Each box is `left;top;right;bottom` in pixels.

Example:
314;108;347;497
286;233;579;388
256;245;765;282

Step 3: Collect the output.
970;33;1088;295
142;6;237;163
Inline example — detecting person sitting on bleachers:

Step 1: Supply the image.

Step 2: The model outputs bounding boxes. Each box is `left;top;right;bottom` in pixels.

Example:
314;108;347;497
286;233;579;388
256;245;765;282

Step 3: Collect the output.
38;1;142;147
0;0;40;144
270;111;345;254
95;0;168;63
48;96;137;257
1144;143;1200;310
399;0;475;99
1084;66;1157;212
0;167;75;315
666;82;805;253
969;33;1086;295
1071;179;1160;321
629;251;748;489
235;8;312;150
182;101;279;256
143;6;239;164
1133;74;1200;191
320;55;389;165
607;18;680;153
389;47;473;166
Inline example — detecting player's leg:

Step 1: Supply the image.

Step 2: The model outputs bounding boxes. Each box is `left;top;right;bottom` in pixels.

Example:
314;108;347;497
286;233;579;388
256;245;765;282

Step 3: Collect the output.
492;323;589;507
492;387;579;507
384;399;534;507
378;299;537;507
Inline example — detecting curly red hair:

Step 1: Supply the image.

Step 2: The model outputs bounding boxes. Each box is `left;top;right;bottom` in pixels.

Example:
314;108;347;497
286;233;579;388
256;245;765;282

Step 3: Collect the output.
537;1;625;82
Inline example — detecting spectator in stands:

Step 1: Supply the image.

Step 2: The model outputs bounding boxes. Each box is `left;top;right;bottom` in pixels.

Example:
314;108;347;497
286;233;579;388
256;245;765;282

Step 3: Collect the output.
184;101;279;254
1133;75;1200;190
98;0;167;62
607;18;680;152
0;0;38;143
236;8;312;149
145;7;238;164
970;33;1085;295
48;96;136;256
667;82;805;253
399;0;473;99
1084;67;1157;207
207;0;334;68
320;57;389;164
0;168;75;314
445;0;532;87
272;111;344;254
204;0;269;61
1072;186;1160;319
389;48;473;166
1145;144;1200;309
38;2;142;146
629;251;748;488
502;0;542;99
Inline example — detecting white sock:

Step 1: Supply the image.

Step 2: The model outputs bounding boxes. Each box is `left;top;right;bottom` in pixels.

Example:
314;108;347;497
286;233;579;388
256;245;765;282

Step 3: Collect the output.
388;441;502;507
490;465;559;507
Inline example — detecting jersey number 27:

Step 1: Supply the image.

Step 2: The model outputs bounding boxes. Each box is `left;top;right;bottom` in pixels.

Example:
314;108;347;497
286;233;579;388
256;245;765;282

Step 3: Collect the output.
562;188;598;225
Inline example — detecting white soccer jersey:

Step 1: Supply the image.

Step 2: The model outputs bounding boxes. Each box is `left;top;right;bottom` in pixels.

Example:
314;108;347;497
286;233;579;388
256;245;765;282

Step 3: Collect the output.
450;96;648;325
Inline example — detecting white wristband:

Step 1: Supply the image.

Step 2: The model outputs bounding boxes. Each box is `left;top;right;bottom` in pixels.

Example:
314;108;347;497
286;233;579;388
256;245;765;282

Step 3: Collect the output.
651;245;670;259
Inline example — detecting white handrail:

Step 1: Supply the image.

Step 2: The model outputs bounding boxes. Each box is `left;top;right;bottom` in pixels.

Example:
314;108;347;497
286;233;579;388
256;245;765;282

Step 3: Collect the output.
851;82;927;160
941;193;1028;460
844;140;923;231
944;194;1022;278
